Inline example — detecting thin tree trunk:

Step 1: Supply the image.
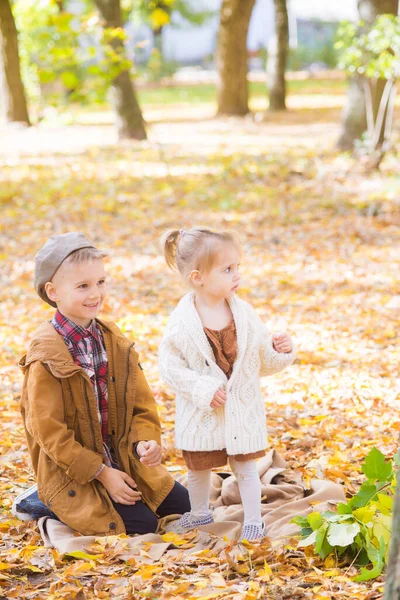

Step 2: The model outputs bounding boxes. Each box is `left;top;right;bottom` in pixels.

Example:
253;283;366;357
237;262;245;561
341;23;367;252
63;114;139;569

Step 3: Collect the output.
267;0;288;111
94;0;146;140
216;0;256;116
0;0;30;126
337;0;398;150
383;448;400;599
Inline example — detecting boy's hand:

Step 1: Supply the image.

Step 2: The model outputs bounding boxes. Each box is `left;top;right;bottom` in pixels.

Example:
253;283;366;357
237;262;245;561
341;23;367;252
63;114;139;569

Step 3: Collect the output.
210;388;226;409
272;332;293;354
96;466;142;505
136;440;162;467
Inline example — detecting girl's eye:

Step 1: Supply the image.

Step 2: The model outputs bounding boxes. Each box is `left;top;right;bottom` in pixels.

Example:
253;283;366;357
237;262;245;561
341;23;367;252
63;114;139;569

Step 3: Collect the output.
224;267;231;273
98;279;105;285
78;284;87;289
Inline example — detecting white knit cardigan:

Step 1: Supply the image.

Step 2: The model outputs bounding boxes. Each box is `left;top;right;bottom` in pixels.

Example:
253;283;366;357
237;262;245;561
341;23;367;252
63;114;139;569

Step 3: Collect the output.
158;292;295;455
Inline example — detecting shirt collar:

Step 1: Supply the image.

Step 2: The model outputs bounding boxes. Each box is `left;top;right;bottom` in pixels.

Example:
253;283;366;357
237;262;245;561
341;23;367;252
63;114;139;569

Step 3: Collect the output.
52;310;101;343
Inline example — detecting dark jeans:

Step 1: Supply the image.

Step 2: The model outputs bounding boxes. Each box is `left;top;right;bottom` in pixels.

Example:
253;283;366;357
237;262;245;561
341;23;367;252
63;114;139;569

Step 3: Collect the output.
16;481;190;535
113;481;190;534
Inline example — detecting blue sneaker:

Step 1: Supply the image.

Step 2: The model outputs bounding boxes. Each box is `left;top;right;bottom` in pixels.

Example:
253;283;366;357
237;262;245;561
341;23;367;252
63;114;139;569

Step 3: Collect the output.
12;484;58;521
165;511;213;534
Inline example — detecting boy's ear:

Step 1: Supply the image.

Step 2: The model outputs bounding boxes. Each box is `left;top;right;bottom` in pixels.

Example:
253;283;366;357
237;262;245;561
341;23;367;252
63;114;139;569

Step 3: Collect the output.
189;269;203;288
45;281;58;303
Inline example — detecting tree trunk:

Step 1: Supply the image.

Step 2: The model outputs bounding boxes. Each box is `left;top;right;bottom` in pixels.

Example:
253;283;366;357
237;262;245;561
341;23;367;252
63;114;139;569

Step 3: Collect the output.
216;0;256;116
337;0;398;150
94;0;146;140
0;0;30;126
383;449;400;599
267;0;289;111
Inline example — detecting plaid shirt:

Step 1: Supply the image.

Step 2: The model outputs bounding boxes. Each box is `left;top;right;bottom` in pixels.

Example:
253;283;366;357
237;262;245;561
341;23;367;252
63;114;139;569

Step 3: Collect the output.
52;310;112;467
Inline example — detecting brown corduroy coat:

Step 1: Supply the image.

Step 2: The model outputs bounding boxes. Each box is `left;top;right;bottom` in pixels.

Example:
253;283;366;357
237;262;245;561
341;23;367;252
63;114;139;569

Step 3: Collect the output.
19;319;174;536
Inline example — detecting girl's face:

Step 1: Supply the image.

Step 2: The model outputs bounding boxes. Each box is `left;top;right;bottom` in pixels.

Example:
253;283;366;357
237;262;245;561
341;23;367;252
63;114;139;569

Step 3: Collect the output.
196;243;241;299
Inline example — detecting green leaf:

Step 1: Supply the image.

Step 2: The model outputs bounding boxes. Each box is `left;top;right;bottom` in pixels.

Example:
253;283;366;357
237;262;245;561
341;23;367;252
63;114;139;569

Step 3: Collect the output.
353;506;376;523
377;493;393;513
327;522;360;547
290;516;310;529
315;525;334;560
337;502;353;515
61;71;80;90
307;512;324;531
362;447;392;482
348;483;377;509
354;537;385;582
297;529;318;548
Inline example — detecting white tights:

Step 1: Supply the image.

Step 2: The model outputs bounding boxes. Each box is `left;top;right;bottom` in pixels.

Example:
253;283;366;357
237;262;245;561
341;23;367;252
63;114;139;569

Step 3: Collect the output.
188;458;262;526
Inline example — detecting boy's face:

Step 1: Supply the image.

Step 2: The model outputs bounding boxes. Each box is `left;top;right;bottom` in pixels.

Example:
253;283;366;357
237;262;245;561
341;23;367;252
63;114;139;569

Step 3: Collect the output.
46;259;107;328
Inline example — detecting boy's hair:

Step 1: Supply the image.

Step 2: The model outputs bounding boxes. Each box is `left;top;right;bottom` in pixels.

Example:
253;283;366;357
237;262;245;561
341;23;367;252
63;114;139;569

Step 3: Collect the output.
161;227;240;281
61;247;108;268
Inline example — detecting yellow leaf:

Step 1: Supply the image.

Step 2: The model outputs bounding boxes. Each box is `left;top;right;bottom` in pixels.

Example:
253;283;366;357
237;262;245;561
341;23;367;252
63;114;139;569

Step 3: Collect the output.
135;564;163;580
0;563;16;571
161;532;189;546
65;550;103;561
324;555;336;568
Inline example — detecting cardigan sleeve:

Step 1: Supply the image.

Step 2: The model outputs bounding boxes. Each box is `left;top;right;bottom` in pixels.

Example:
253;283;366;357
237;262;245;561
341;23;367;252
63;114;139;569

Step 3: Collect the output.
158;335;222;411
259;321;296;376
244;303;296;377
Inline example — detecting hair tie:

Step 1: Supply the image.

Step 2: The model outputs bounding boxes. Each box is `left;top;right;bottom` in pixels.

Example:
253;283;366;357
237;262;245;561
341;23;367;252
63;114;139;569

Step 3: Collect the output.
179;229;186;237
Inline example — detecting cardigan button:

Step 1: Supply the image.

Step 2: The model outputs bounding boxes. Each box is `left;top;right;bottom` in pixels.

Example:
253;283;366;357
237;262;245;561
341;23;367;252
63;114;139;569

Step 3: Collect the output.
68;490;76;497
110;376;115;382
109;522;117;530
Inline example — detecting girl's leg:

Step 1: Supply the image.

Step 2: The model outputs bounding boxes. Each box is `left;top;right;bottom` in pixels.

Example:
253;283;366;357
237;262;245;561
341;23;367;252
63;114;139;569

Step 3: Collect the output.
187;468;212;518
229;457;266;541
229;458;262;526
165;469;213;533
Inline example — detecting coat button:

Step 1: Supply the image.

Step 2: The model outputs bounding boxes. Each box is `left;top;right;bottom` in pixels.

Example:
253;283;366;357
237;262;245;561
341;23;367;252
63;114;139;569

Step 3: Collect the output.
109;522;117;530
68;490;76;497
110;376;115;382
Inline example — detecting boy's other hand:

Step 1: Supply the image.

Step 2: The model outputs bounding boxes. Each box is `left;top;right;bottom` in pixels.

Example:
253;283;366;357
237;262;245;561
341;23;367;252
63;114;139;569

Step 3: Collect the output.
136;440;162;467
210;388;226;408
96;466;142;505
272;332;293;354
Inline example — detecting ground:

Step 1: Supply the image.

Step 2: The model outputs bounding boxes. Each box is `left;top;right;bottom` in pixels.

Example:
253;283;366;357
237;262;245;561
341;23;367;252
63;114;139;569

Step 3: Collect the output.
0;79;399;599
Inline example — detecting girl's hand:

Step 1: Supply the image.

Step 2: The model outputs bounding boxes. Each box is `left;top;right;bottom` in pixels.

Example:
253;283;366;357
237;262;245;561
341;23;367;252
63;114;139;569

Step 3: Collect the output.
210;388;226;408
272;332;293;354
136;440;162;467
96;466;142;505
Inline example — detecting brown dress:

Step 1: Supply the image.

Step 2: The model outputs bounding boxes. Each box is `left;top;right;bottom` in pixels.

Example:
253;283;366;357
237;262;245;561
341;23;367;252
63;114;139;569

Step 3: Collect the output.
182;320;266;471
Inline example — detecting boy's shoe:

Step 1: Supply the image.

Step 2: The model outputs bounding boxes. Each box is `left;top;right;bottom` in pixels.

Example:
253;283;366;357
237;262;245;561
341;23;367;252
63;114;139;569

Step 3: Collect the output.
165;511;214;534
12;484;57;521
238;522;267;543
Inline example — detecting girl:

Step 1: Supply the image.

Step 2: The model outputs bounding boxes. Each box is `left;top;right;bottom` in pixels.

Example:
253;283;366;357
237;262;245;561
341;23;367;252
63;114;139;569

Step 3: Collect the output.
158;227;295;542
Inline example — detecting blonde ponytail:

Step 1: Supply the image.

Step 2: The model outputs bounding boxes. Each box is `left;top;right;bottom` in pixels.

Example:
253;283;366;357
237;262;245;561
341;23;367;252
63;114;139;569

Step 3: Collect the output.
160;229;181;271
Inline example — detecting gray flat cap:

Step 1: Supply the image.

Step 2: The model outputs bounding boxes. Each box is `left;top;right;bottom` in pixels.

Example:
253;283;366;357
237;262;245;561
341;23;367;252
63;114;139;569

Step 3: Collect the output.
34;232;96;307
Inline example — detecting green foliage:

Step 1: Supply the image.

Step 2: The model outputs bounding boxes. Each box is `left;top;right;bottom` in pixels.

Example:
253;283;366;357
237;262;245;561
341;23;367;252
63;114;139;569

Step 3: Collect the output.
13;0;138;109
291;448;396;581
130;0;214;30
287;43;338;71
138;48;179;82
335;15;400;79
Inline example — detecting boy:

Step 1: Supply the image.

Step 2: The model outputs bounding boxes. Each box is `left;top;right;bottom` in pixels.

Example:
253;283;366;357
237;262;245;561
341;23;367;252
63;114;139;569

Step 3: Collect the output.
13;232;190;535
